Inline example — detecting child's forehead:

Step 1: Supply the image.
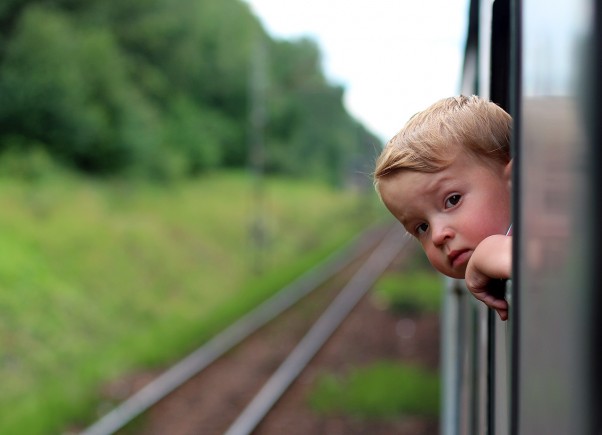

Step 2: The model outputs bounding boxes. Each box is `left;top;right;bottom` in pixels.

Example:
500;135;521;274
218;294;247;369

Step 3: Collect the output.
382;171;473;231
387;169;454;199
379;150;497;208
379;169;449;220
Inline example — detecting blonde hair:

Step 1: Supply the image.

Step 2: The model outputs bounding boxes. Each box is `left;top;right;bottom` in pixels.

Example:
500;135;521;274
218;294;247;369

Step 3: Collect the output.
374;95;511;189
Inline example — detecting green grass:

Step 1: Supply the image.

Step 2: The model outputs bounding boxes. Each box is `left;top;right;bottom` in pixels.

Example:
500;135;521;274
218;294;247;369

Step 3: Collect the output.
0;170;383;434
373;264;444;314
309;361;440;419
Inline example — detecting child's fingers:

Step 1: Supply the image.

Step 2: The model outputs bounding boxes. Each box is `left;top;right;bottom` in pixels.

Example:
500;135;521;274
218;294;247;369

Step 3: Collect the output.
496;308;508;321
473;291;509;321
474;291;508;310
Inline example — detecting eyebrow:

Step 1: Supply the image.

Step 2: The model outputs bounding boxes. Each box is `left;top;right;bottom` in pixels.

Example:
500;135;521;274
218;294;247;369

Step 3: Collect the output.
398;173;454;229
423;174;453;195
398;207;423;231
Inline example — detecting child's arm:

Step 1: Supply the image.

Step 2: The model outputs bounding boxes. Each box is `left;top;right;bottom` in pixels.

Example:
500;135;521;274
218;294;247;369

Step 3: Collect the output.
465;235;512;320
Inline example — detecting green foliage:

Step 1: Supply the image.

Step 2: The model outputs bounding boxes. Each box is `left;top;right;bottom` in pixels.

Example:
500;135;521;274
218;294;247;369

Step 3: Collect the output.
0;0;381;182
0;5;160;173
160;97;228;176
265;37;379;184
373;266;443;314
0;139;62;181
309;362;440;419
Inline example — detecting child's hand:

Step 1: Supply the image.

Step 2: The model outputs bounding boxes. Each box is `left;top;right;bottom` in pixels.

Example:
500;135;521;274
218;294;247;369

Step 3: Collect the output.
465;235;512;320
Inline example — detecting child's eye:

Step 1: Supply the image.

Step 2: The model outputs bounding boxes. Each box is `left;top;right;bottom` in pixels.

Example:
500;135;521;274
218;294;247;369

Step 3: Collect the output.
415;223;429;236
445;194;462;209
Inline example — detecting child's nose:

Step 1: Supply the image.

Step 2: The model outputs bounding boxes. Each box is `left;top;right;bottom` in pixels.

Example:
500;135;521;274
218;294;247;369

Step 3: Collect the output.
432;222;454;246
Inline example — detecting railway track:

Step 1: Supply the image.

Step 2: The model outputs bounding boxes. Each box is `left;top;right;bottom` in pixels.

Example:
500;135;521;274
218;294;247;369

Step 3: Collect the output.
79;222;410;435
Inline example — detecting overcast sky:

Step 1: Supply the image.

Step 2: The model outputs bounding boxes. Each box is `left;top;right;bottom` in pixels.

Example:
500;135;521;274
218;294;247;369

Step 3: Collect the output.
243;0;469;142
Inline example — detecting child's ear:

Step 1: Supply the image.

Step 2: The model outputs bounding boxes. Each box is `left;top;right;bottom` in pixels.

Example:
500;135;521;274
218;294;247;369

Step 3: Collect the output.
504;159;513;190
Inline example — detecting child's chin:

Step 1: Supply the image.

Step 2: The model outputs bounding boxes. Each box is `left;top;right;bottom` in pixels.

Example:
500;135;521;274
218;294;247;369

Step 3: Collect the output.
444;268;466;280
433;263;465;279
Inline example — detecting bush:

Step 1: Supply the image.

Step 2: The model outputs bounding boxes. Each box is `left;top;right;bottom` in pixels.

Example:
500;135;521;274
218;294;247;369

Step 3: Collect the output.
373;268;443;314
0;138;62;181
0;6;159;174
309;362;440;419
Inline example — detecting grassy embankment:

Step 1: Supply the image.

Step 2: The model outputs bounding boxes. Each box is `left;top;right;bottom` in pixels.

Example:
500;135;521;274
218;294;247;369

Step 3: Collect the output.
0;170;383;434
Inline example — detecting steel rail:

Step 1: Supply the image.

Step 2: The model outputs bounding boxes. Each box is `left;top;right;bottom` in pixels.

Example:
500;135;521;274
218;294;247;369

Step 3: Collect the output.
224;225;408;435
79;221;396;435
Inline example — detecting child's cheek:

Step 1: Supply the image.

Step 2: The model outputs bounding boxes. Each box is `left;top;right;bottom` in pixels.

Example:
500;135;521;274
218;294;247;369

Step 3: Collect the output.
424;247;446;275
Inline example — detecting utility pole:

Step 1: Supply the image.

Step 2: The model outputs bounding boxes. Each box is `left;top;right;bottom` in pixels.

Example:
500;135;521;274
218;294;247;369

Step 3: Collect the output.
249;33;268;274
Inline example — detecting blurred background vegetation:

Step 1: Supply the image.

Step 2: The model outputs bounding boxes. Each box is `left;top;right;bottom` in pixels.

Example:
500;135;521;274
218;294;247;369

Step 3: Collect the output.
0;0;388;433
0;0;379;183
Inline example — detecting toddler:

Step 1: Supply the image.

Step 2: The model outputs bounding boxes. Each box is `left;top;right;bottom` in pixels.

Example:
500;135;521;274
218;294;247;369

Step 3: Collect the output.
374;95;512;320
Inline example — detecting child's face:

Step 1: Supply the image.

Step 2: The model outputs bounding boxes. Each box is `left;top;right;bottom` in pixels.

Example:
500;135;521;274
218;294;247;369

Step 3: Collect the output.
379;151;511;278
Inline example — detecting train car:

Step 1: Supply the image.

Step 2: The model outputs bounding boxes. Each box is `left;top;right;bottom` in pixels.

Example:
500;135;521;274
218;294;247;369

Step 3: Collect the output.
441;0;602;434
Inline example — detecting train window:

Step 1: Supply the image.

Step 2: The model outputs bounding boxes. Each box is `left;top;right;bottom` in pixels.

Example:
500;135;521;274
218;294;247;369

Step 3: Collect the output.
490;0;510;111
444;1;602;434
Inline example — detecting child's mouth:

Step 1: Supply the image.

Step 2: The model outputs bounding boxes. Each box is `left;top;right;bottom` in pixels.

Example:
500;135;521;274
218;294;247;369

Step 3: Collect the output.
449;249;471;268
